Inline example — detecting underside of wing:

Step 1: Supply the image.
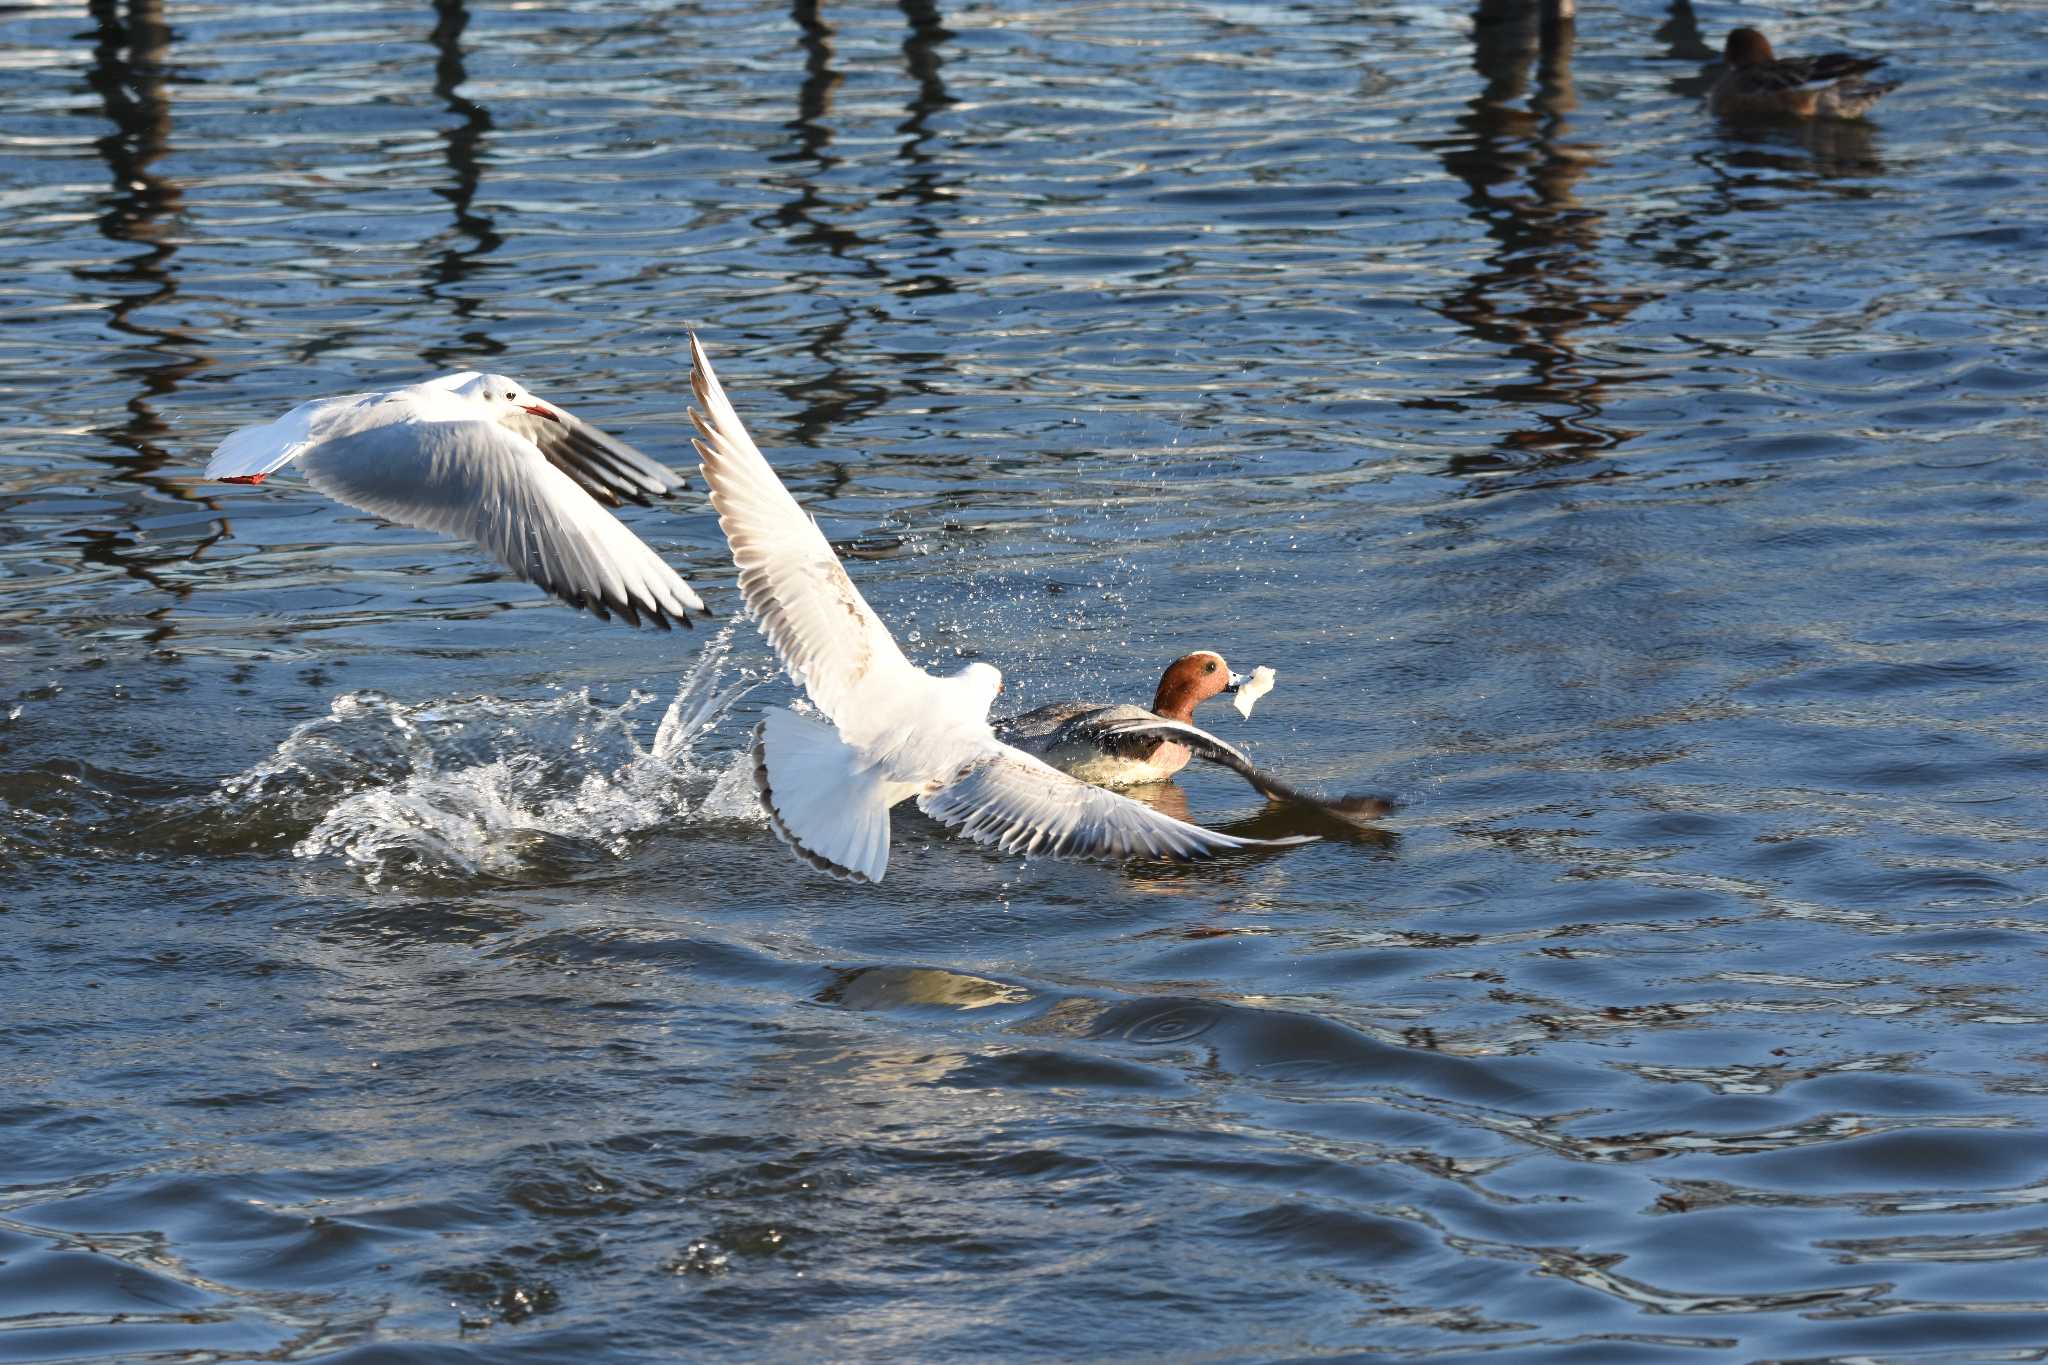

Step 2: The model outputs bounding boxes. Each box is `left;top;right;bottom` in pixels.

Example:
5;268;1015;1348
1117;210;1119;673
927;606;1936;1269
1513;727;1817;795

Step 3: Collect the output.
1092;717;1396;823
688;334;917;726
917;741;1318;862
297;419;706;628
501;404;687;508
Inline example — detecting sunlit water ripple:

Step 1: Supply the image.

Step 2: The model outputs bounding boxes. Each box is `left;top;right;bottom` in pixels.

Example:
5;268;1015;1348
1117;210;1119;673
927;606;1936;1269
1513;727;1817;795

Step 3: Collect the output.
3;0;2047;1358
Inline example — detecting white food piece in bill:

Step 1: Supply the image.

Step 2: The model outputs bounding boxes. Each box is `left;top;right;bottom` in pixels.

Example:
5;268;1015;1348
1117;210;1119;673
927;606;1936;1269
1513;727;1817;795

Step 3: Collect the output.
1233;665;1276;719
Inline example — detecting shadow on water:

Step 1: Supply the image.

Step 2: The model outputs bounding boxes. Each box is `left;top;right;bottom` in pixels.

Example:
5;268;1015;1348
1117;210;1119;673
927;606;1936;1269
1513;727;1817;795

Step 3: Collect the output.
422;0;508;372
774;0;866;263
73;0;219;607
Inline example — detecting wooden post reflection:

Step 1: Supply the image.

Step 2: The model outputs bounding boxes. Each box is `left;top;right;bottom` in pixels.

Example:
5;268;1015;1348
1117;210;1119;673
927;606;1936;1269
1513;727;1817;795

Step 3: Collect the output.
83;0;201;472
1429;1;1653;475
423;0;506;370
79;0;220;604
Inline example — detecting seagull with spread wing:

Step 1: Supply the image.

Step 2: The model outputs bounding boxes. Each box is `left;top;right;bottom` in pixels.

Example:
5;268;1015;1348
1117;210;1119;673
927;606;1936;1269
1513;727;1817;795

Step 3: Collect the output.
204;371;707;628
687;335;1317;884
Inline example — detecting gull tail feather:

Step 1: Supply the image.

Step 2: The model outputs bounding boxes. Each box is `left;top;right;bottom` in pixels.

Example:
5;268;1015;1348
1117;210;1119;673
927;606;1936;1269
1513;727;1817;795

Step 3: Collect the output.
205;420;310;484
751;708;895;884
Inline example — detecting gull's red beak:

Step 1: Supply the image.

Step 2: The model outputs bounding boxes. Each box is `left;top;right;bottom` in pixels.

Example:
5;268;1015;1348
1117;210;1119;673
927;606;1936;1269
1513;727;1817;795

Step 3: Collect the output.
522;404;562;423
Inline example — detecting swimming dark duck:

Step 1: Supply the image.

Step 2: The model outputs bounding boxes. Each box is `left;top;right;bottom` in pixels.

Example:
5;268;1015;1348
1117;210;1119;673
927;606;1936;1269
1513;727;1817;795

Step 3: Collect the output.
1709;27;1897;120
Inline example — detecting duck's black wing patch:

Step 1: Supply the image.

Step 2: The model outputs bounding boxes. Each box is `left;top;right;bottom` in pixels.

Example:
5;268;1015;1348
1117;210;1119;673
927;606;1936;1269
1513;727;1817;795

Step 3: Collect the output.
1092;717;1397;824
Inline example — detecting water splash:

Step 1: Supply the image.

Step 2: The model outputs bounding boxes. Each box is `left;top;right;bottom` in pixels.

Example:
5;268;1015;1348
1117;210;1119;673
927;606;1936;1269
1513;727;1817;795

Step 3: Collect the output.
215;627;760;885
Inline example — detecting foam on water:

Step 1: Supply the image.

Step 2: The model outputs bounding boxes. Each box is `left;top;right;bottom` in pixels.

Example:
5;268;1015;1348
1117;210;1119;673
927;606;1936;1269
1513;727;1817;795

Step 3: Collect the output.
216;627;761;884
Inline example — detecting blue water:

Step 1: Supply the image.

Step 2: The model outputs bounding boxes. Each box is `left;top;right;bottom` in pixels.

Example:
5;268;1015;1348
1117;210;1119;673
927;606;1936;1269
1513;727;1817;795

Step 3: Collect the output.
4;0;2048;1358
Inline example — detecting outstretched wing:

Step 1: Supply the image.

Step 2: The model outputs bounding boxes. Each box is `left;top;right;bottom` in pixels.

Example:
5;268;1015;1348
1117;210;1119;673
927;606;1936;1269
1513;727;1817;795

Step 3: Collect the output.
1093;716;1397;823
293;419;705;628
689;334;921;739
918;739;1318;862
501;402;686;508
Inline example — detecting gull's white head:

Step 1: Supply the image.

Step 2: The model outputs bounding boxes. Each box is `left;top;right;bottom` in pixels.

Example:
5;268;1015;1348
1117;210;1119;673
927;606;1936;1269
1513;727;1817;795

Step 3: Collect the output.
955;661;1004;712
457;372;561;425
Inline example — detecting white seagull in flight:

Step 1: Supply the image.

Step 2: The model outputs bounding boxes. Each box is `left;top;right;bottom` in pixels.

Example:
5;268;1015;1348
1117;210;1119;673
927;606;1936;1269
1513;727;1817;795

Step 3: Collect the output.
203;371;707;628
687;334;1316;884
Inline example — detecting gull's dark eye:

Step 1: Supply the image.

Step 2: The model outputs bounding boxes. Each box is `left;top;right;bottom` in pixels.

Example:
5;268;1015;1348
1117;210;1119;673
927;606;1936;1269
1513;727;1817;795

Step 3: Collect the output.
504;392;516;401
1203;660;1217;674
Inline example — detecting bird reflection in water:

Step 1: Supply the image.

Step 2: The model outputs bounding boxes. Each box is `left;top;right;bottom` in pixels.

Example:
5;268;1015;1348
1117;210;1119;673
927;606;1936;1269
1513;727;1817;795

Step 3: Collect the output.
1421;0;1656;476
77;0;220;605
1706;118;1888;206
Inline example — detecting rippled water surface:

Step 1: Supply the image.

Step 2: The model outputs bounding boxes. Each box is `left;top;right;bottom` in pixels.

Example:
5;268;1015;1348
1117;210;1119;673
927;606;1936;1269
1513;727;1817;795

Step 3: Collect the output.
5;0;2048;1358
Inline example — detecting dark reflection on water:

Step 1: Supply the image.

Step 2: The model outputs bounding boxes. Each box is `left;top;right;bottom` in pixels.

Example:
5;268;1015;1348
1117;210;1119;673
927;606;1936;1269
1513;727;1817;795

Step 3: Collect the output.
423;0;505;372
1428;1;1656;469
74;0;216;605
4;0;2048;1359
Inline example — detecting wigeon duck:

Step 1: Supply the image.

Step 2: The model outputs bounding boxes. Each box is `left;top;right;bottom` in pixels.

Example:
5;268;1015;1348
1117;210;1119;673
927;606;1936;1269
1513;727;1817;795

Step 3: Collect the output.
205;372;707;628
1708;27;1897;120
997;652;1395;822
998;651;1247;787
688;336;1319;884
